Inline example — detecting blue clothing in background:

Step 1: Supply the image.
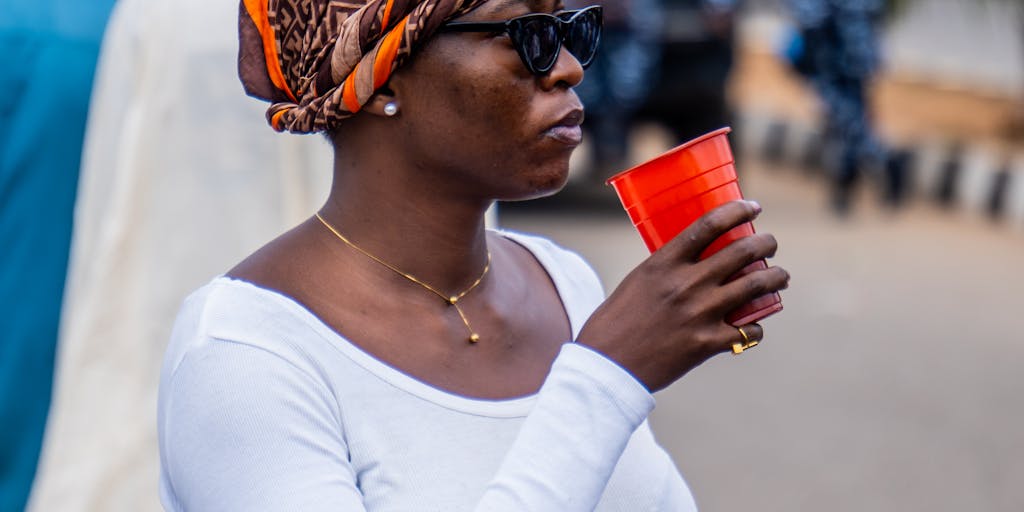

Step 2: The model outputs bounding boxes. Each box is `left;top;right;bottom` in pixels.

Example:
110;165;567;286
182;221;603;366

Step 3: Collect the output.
787;0;886;213
0;1;116;510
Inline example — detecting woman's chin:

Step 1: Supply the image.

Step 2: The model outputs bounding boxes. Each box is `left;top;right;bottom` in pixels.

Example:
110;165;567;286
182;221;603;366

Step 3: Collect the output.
508;168;571;202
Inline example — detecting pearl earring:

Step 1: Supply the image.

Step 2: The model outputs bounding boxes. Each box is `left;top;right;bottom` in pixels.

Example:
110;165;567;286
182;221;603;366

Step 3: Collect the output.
383;102;399;116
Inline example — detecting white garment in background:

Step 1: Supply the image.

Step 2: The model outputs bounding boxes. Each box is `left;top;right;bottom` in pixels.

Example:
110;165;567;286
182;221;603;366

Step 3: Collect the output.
158;231;697;511
28;0;332;509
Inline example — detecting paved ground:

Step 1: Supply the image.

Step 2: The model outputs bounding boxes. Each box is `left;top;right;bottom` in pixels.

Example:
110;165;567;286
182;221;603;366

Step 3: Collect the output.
500;158;1024;512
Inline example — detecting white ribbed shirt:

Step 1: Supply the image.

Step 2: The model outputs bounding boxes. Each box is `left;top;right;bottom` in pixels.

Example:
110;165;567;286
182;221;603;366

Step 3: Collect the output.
158;231;697;511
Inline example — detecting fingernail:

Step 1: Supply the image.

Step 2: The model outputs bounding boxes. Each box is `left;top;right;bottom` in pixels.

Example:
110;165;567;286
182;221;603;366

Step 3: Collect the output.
748;200;762;214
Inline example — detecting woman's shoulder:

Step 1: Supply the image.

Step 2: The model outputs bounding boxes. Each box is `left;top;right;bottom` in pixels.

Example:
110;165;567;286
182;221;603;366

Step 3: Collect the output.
161;276;336;385
224;219;318;289
492;230;594;275
176;276;316;333
492;228;605;297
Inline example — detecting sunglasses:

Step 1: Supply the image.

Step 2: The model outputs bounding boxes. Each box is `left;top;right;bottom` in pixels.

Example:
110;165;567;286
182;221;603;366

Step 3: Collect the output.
439;6;603;76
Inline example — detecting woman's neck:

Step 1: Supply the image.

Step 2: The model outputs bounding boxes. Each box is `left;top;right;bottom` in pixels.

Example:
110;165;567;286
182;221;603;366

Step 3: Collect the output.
318;153;493;294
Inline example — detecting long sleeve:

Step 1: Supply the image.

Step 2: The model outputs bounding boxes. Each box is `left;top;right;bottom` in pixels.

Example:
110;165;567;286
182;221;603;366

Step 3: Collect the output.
159;340;655;511
476;343;655;511
159;338;366;511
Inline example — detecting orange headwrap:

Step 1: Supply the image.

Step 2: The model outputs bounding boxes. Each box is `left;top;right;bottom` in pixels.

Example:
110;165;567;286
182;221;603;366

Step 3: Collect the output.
239;0;489;133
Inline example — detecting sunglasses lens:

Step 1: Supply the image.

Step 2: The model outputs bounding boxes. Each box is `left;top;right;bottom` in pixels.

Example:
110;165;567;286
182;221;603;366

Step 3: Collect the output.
517;18;561;73
565;10;600;67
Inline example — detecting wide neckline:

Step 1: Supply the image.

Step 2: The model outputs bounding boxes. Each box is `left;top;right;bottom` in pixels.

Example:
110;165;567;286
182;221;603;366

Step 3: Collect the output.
211;230;587;418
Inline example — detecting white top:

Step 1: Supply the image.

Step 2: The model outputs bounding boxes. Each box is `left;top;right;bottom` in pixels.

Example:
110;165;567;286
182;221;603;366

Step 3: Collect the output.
158;231;697;511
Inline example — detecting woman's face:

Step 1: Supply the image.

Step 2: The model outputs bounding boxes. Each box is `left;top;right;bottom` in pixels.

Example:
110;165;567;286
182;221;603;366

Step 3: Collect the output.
388;0;586;201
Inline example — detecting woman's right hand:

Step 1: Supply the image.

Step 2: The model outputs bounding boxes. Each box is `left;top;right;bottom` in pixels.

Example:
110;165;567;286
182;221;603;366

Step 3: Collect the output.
575;200;790;392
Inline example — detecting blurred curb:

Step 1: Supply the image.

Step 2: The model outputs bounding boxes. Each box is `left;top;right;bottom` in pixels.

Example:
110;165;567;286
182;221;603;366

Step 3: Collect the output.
737;111;1024;231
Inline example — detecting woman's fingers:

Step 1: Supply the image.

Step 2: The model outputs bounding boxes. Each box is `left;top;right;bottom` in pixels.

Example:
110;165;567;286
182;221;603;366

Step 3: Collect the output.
722;323;764;354
702;232;779;283
663;200;761;262
716;265;791;314
578;199;787;391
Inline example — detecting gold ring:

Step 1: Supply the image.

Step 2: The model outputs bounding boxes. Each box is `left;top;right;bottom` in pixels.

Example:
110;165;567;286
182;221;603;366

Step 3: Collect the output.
731;326;760;355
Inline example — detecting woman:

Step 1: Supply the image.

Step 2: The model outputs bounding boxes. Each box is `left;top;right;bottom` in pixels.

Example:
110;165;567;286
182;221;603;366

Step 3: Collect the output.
157;0;790;510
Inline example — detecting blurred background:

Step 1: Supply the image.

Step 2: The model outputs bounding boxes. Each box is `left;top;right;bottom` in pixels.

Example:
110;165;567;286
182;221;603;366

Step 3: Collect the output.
2;0;1023;511
507;0;1024;510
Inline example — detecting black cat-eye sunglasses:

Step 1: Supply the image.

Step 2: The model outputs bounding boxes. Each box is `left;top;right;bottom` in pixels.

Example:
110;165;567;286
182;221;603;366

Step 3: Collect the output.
439;5;603;76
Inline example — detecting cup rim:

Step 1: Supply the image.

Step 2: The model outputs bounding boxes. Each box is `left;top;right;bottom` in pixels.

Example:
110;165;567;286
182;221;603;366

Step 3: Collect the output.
605;126;733;186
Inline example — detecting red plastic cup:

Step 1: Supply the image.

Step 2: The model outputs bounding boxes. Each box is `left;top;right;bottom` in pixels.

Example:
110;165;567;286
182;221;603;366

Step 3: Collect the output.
606;127;782;326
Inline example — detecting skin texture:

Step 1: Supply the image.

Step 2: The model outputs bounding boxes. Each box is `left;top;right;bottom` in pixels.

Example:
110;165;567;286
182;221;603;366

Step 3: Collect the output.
228;0;790;398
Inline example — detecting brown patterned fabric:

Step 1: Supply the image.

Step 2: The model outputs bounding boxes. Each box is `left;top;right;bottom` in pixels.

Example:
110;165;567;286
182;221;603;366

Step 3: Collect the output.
239;0;489;133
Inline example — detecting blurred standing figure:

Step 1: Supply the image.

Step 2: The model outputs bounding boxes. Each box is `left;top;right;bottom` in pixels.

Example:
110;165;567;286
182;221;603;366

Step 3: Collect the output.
568;0;661;182
0;1;115;511
787;0;887;215
637;0;739;145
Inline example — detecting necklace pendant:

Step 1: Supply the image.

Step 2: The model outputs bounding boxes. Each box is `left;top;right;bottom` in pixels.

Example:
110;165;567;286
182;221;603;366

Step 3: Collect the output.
313;214;491;346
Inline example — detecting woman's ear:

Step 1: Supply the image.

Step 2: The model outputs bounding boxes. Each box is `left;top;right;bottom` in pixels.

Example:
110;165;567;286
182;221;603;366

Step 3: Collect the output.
363;85;400;118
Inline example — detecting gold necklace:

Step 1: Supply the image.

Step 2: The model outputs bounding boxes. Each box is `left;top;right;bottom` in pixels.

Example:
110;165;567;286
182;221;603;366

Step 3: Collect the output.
315;213;490;343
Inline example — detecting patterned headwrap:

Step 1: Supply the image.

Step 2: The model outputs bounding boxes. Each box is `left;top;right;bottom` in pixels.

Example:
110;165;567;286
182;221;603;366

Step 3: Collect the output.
239;0;489;133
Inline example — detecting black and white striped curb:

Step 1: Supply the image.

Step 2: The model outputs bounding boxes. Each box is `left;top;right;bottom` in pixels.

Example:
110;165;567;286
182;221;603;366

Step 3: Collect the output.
737;112;1024;229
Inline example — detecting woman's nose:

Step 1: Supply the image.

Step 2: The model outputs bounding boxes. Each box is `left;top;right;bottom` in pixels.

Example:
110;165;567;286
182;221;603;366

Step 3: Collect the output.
540;45;585;90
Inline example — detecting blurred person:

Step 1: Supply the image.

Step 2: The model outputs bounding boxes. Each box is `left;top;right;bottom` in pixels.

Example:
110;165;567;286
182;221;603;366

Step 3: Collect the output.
785;0;893;215
0;1;116;510
25;0;331;509
567;0;661;183
156;0;789;510
637;0;739;145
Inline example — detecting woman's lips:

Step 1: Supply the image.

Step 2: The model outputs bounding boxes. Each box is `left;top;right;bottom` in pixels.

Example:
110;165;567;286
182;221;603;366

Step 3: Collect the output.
545;124;583;145
544;109;584;146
